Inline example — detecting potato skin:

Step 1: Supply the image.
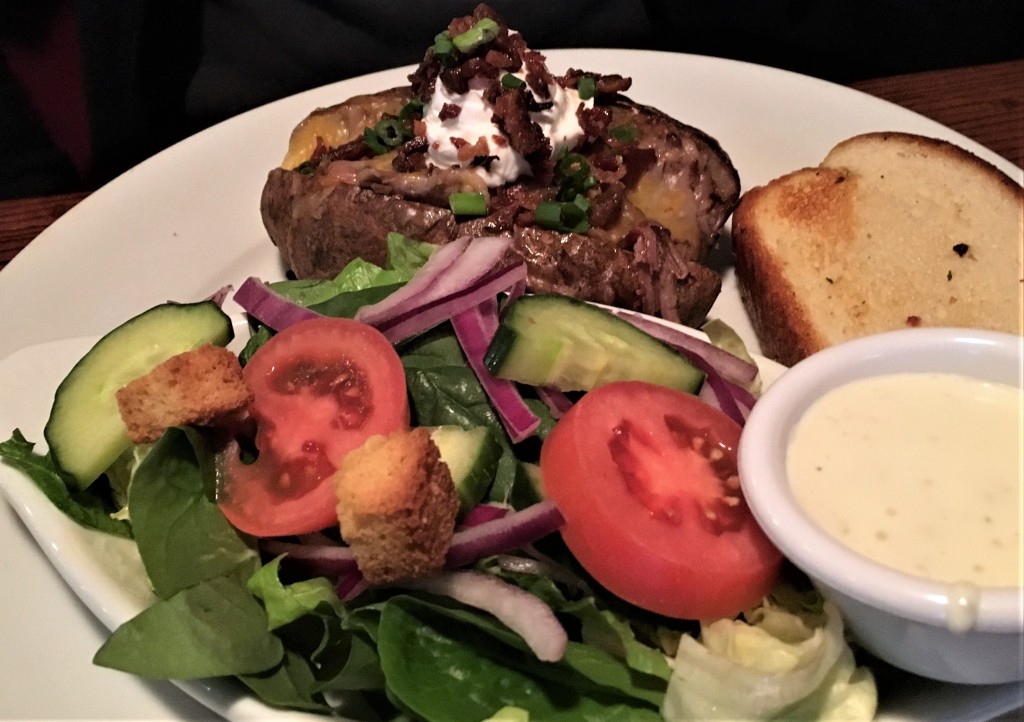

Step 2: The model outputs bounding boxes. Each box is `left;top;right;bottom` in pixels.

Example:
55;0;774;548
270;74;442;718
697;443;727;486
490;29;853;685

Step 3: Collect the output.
262;168;456;278
260;87;739;324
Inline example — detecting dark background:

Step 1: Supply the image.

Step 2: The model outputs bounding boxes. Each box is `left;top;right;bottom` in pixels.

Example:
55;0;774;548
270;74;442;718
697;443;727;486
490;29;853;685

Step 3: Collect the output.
2;0;1022;199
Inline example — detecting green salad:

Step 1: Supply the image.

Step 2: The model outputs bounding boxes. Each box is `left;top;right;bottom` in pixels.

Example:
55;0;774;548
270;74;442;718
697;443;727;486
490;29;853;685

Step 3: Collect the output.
0;234;878;721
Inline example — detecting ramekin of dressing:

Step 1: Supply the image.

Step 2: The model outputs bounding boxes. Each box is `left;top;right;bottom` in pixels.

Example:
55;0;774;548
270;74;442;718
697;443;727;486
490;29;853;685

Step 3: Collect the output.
738;328;1024;685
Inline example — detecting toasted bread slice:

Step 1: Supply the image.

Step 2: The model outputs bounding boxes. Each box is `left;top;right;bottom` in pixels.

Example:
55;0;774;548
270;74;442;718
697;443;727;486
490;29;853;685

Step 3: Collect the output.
732;132;1023;366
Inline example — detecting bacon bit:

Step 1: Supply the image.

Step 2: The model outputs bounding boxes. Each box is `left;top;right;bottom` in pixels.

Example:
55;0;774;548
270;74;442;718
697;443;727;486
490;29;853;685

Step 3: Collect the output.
594;73;632;95
492;87;548;157
578;105;612;139
491;134;509;148
439;103;462;121
457;135;490;162
485;48;518;69
906;315;922;327
522;50;552;99
413;119;427;137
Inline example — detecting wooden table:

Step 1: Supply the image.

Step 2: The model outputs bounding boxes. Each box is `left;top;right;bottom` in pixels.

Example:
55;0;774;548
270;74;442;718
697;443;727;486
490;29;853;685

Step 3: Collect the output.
1;58;1021;273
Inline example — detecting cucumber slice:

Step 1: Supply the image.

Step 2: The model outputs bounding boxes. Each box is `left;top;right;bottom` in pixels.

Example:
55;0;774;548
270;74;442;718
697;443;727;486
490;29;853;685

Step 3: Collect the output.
521;462;545;501
483;294;704;393
44;301;234;488
429;425;501;514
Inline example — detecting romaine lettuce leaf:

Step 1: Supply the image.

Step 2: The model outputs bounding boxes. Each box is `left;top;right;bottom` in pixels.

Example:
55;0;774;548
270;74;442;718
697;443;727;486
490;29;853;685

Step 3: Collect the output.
269;231;435;307
661;585;877;721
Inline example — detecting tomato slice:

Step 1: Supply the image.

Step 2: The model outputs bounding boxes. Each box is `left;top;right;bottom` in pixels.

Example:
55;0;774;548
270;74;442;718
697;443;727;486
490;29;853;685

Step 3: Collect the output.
539;380;781;620
219;317;408;537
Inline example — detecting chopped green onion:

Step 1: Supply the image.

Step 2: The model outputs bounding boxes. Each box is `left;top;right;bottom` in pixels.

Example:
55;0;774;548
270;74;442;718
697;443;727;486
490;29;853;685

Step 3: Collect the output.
609;124;637;143
555;152;596;201
535;194;590;234
558;153;590;182
452;18;500;53
501;73;526;89
363;127;388;155
577;76;596;100
432;31;454;57
449;192;488;217
534;201;564;229
373;118;407;148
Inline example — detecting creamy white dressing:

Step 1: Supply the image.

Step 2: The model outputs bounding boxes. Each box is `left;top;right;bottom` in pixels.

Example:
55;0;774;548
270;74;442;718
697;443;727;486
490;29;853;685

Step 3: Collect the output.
423;72;591;187
787;373;1024;600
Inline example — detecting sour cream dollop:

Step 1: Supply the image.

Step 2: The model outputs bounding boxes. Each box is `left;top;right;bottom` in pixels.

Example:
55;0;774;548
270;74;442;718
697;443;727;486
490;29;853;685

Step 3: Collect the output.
423;73;592;187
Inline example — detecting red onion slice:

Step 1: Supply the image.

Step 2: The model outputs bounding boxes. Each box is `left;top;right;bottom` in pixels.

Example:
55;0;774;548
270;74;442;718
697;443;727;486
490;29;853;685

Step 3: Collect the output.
261;500;561;583
377;262;527;344
460;502;511;528
354;236;470;326
446;499;564;568
336;570;367;601
536;386;574;418
399;570;568;662
206;284;234;306
356;235;512;328
260;538;358;577
452;296;540;443
683;347;747;426
233;276;321;331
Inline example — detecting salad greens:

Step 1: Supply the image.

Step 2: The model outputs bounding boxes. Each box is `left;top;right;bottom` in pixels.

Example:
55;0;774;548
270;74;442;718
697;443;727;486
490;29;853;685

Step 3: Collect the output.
0;430;131;538
662;583;877;721
0;233;879;721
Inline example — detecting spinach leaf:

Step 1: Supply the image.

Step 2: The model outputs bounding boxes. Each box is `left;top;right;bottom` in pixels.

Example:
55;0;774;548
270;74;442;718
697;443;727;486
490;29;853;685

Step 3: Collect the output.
93;575;283;678
401;328;551;507
249;558;387;694
239;324;273;365
239;649;330;713
377;596;664;722
0;429;131;537
309;283;403;319
129;426;258;599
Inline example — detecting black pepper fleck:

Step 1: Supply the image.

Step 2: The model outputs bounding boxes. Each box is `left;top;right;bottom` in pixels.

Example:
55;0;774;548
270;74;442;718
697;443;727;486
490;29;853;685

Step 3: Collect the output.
947;270;953;281
825;277;834;284
953;243;969;257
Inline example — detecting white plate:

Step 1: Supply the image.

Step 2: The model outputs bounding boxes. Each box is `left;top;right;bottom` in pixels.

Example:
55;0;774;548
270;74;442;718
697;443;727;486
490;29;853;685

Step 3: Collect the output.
0;49;1021;720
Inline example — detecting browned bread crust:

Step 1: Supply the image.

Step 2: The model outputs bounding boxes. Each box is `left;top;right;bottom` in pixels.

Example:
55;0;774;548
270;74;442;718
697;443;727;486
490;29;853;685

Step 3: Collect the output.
115;344;252;444
733;132;1024;366
333;427;458;585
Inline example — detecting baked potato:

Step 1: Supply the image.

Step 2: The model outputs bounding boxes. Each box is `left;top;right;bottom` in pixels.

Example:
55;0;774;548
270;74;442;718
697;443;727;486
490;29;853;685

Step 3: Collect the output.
260;6;740;326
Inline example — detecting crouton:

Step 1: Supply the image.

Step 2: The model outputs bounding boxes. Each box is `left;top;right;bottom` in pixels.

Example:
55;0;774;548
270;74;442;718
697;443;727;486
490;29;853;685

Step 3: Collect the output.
333;427;459;585
115;344;252;443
